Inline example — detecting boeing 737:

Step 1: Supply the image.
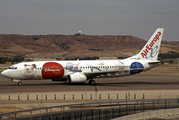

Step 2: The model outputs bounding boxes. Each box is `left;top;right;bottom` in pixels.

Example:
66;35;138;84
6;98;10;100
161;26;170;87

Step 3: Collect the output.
1;28;164;86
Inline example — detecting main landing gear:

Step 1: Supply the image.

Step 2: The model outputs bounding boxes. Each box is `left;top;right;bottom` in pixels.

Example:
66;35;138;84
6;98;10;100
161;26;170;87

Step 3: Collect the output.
89;79;95;85
18;82;22;86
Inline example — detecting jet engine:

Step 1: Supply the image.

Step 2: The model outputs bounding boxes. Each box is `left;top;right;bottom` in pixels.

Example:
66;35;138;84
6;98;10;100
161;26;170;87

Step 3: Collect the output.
67;73;87;83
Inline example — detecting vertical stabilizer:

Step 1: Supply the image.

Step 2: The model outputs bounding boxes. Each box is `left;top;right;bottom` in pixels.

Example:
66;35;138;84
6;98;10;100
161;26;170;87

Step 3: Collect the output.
128;28;164;61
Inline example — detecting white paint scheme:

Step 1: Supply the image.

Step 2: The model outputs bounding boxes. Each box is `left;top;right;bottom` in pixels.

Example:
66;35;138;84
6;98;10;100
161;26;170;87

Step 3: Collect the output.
1;28;164;85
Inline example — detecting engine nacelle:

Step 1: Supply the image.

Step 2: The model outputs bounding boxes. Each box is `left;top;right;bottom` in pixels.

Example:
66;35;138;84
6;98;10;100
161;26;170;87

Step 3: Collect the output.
67;73;87;83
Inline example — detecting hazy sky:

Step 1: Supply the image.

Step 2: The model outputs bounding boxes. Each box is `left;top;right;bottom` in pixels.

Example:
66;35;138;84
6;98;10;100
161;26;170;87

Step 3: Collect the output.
0;0;179;41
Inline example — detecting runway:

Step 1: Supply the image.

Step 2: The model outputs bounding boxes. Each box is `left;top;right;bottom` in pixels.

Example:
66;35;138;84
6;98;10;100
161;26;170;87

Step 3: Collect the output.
0;66;179;93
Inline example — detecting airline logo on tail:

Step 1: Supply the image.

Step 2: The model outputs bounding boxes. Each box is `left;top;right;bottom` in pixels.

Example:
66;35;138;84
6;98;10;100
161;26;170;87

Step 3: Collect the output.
141;32;162;58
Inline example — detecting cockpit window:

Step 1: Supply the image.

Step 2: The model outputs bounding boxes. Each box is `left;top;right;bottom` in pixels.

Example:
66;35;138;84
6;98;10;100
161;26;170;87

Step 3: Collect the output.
9;66;17;69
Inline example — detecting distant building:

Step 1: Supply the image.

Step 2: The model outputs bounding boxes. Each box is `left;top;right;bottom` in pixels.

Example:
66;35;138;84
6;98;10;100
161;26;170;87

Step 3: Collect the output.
74;30;82;36
98;57;117;60
173;59;179;64
5;62;12;64
24;58;57;62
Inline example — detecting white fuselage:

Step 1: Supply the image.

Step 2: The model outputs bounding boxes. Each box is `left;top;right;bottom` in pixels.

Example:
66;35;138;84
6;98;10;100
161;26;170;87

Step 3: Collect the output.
1;59;155;81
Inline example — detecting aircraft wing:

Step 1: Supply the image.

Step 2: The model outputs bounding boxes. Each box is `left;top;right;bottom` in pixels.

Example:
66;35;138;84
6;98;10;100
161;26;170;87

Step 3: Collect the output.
83;68;143;78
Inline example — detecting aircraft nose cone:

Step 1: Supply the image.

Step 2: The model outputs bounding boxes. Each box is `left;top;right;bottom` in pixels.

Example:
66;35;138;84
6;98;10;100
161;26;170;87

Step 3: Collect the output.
1;70;9;77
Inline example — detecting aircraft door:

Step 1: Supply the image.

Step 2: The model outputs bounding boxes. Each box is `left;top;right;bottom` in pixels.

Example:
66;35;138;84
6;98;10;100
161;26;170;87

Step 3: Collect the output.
34;67;41;79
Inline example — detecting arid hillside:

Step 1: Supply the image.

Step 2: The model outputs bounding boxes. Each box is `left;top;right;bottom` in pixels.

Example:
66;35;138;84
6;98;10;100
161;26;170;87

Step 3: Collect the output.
0;34;179;59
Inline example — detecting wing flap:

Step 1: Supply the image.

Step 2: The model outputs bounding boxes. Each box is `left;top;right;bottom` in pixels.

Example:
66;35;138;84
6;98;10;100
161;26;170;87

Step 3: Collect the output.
84;69;128;78
83;68;143;78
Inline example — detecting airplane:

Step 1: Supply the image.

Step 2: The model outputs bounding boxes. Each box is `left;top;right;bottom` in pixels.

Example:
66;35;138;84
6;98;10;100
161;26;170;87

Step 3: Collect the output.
1;28;164;86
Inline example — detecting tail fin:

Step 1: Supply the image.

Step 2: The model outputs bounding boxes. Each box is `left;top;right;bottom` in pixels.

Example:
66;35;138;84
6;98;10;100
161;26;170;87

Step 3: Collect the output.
128;28;164;61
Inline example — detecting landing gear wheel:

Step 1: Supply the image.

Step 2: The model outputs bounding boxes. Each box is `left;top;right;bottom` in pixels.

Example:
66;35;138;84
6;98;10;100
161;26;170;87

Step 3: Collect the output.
18;82;22;86
91;80;95;85
89;80;95;85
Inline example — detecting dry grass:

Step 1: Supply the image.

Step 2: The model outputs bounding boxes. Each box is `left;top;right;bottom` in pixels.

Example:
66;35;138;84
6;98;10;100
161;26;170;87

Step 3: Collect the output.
0;103;45;114
142;65;179;74
0;106;23;113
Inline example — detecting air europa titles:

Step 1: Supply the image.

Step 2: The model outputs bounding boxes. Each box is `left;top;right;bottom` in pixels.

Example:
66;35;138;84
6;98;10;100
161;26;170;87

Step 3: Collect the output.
141;32;161;58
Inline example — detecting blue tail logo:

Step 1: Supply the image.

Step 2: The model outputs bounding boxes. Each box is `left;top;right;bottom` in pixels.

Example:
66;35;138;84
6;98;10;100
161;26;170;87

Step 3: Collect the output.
145;45;159;59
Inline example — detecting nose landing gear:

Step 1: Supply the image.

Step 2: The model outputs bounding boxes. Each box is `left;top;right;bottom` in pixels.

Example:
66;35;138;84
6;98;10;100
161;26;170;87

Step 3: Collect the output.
11;79;22;86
